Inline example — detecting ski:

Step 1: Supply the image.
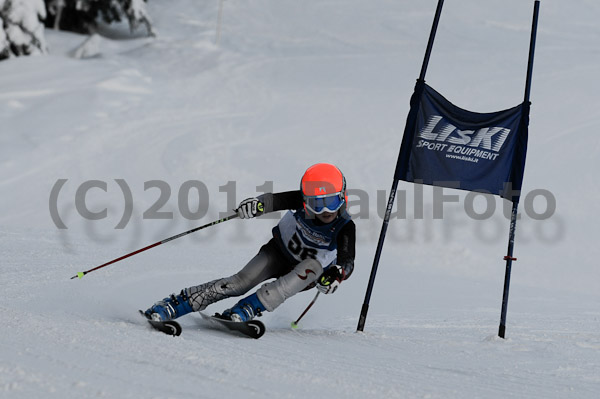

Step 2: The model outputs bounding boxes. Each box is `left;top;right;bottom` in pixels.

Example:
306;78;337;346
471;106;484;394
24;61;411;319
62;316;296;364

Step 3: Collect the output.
139;310;265;338
199;312;265;339
139;310;182;336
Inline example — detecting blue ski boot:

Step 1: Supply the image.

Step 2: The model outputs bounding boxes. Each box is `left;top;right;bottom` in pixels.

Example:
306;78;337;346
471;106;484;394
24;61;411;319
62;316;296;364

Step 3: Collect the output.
221;293;265;322
144;290;193;321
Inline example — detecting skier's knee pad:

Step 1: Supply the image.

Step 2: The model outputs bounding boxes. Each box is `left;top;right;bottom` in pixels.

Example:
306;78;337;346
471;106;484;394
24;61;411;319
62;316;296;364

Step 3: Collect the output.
256;259;323;312
292;258;323;283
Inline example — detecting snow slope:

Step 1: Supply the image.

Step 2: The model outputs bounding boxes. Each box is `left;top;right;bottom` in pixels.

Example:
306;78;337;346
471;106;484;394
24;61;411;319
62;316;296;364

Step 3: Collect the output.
1;0;599;398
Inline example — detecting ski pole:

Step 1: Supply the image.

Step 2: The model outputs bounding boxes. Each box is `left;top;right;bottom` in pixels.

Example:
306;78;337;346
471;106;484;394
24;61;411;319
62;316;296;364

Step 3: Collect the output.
291;291;320;329
70;214;239;280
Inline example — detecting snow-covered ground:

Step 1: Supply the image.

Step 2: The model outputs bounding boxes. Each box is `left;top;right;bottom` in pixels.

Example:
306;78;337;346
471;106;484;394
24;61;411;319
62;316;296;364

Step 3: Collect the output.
1;0;599;397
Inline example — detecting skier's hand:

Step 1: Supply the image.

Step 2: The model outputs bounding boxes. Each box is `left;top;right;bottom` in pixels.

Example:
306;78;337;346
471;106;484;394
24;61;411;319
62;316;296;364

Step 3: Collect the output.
236;197;264;219
317;265;344;294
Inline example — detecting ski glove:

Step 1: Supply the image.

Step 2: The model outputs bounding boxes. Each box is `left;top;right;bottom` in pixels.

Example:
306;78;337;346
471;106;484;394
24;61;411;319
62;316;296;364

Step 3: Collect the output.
236;197;264;219
317;265;344;295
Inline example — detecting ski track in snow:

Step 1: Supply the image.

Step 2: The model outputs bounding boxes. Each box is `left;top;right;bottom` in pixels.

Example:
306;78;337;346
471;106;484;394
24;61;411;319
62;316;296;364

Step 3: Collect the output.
1;0;600;398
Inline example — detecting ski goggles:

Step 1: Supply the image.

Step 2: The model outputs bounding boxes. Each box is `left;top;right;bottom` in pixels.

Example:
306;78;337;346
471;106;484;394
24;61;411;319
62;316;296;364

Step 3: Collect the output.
304;193;345;214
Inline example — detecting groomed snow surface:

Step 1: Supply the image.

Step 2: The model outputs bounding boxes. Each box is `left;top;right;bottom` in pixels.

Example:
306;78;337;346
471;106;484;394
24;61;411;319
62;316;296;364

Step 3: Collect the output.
1;1;599;398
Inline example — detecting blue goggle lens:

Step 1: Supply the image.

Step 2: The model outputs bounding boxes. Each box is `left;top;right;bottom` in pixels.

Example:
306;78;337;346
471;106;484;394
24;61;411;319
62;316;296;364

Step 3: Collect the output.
305;194;344;214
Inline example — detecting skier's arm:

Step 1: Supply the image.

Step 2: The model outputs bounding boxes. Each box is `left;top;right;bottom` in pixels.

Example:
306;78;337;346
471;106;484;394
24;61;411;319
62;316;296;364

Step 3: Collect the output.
316;221;355;294
336;221;356;280
257;190;304;213
236;191;302;219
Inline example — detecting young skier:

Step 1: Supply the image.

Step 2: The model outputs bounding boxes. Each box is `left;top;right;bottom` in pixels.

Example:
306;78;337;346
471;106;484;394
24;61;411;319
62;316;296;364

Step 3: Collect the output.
143;163;356;323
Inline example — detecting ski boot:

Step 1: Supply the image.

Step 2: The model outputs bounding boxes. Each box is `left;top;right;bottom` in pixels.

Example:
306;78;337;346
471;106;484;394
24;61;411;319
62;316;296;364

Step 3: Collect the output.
144;290;193;322
220;293;265;322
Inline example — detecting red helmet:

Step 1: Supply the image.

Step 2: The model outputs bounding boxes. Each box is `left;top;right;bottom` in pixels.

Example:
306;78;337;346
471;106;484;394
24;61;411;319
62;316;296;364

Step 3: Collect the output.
300;163;347;215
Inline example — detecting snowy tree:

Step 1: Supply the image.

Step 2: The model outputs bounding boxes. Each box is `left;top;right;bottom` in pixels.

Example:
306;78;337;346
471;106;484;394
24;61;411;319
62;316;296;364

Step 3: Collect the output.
125;0;154;35
0;0;47;60
45;0;154;36
0;10;7;60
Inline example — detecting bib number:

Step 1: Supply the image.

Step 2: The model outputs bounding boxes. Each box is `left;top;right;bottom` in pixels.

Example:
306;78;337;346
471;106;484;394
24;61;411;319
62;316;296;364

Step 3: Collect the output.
287;232;318;261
